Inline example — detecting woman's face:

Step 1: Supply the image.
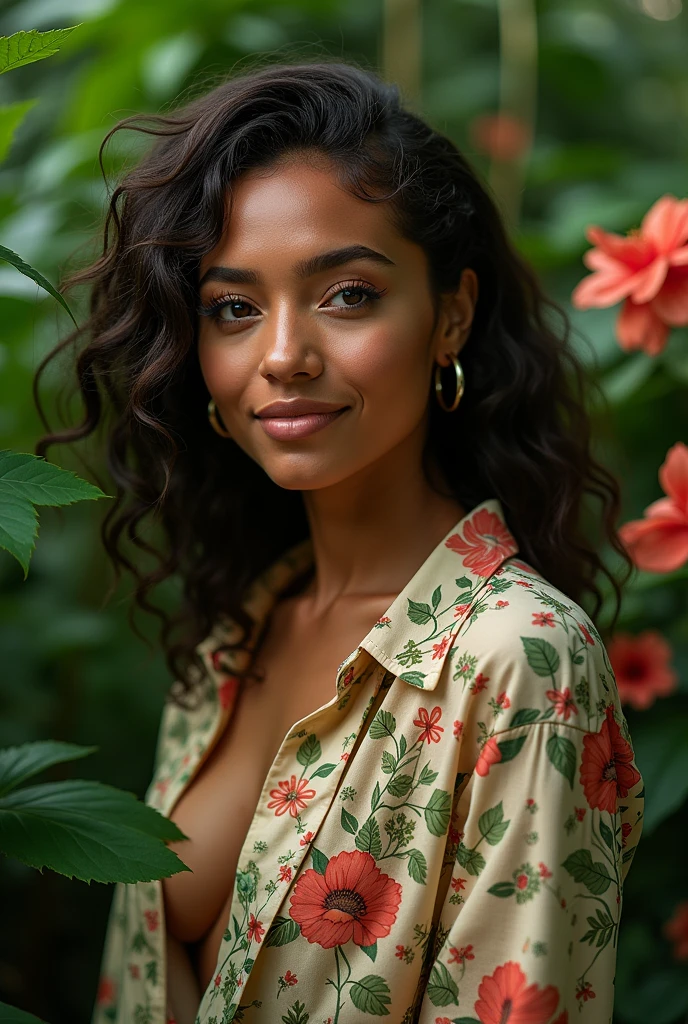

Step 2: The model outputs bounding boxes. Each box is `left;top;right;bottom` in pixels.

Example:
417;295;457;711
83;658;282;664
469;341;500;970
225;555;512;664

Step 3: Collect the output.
196;153;477;492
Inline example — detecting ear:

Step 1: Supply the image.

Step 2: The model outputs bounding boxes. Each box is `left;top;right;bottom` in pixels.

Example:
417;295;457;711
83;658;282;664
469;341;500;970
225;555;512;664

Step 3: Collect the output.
432;268;479;366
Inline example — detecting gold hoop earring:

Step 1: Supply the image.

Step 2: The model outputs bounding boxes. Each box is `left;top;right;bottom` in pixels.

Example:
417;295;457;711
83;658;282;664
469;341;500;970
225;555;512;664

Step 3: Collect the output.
207;399;233;438
434;352;465;412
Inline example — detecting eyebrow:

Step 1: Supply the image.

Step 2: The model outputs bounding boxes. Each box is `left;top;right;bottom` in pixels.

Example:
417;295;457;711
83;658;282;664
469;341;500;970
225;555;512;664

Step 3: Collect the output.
197;244;396;290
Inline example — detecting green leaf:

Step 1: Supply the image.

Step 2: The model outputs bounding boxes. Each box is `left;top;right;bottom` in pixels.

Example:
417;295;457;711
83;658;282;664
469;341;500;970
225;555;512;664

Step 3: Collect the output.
0;489;36;579
311;848;328;875
264;916;300;948
381;750;396;774
388;774;413;798
431;585;442;609
562;849;613;894
0;1000;48;1023
520;636;560;677
546;733;576;789
310;762;337;779
398;671;426;688
418;763;438;786
509;708;541;727
371;781;381;810
478;802;510;846
487;881;516;898
341;807;359;835
0;779;190;884
427;962;459;1006
398;735;407;758
599;819;615;851
296;734;321;769
496;735;527;763
356;816;382;858
407;598;433;625
0;247;77;326
360;941;378;961
406;848;427;884
369;710;396;739
350;975;391;1015
424;789;451;837
0;27;80;74
0;99;38;162
455;576;471;588
0;740;98;798
456;842;486;876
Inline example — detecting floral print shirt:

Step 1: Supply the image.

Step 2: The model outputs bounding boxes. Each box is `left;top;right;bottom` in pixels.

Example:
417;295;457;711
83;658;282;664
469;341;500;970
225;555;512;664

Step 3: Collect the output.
92;497;645;1024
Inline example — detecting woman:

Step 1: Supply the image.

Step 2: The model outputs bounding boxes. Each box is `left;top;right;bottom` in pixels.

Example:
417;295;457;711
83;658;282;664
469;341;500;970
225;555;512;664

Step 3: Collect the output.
35;60;644;1024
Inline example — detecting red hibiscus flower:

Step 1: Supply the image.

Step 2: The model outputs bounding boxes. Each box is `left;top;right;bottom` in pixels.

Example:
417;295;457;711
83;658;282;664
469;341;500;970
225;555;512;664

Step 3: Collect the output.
663;899;688;961
580;707;642;813
475;736;502;777
619;442;688;573
474;960;560;1023
608;629;678;710
445;508;518;577
247;914;265;943
268;775;316;817
545;687;578;721
414;706;444;744
289;849;402;949
571;193;688;356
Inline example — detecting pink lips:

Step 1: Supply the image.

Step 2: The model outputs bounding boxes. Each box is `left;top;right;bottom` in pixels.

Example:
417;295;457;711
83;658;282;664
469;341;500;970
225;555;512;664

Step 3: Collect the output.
257;408;348;439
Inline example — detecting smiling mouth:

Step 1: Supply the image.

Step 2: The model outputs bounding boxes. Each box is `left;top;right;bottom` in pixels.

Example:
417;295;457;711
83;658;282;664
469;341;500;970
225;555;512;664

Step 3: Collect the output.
256;408;349;440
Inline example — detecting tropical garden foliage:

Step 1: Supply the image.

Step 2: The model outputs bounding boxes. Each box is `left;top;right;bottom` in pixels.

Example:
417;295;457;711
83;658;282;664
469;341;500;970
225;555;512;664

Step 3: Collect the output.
0;0;686;1022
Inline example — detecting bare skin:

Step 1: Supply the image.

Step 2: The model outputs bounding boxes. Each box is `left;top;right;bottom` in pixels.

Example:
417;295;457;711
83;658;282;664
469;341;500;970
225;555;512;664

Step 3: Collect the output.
162;149;478;1017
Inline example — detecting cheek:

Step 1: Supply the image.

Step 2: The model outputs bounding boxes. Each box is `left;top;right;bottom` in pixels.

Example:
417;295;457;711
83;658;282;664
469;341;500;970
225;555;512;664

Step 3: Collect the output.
197;337;249;404
350;325;431;411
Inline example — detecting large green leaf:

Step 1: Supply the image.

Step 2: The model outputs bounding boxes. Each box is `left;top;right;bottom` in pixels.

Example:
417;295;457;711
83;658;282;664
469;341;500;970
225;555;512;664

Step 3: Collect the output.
0;741;98;798
0;27;80;75
349;975;391;1015
0;778;191;884
424;788;451;837
0;99;38;162
0;247;78;326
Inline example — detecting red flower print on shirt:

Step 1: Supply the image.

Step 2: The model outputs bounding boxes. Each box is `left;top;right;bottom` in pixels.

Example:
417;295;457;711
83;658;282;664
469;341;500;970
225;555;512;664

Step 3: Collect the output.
496;691;510;709
143;909;159;932
470;672;489;695
475;736;502;777
96;977;115;1006
214;973;221;987
268;775;317;818
283;970;298;986
580;707;642;813
127;963;140;979
545;686;578;720
300;831;315;846
279;865;293;883
289;849;402;949
576;980;596;1002
248;914;265;943
574;806;586;821
432;636;451;660
448;944;475;964
495;599;509;608
453;720;464;740
453;602;472;618
217;677;239;711
414;706;444;744
538;862;553;878
474;960;560;1023
445;508;518;576
532;611;555;627
578;621;596;645
621;821;632;847
451;876;467;892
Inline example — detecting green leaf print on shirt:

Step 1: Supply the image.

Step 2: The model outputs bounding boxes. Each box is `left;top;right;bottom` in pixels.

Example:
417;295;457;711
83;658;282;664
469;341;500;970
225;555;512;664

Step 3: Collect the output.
521;636;561;679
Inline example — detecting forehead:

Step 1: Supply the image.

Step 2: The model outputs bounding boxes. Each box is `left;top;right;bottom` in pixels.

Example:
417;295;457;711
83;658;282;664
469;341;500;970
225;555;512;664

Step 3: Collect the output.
199;153;402;273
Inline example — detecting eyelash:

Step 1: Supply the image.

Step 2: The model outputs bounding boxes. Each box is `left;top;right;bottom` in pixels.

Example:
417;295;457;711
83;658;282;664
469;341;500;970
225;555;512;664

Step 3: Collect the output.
197;280;384;326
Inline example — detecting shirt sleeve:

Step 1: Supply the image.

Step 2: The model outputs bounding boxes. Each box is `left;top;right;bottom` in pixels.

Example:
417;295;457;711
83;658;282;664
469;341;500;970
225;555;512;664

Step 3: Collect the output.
416;714;644;1024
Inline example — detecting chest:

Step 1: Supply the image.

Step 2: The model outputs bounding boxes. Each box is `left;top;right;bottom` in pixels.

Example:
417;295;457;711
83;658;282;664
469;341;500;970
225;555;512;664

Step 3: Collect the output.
161;593;395;994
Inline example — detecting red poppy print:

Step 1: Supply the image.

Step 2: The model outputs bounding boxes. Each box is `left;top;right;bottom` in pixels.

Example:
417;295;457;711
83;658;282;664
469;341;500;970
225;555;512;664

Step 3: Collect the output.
268;775;317;818
289;849;402;949
414;706;444;744
445;508;518;576
475;736;502;776
474;960;560;1023
580;706;642;813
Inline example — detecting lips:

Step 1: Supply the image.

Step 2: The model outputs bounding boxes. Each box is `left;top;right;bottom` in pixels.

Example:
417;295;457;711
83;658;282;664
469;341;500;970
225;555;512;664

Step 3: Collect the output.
256;407;349;440
255;399;348;418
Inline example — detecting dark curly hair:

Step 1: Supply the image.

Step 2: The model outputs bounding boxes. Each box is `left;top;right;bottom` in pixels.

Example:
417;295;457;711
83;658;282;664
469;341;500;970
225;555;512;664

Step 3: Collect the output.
33;57;632;708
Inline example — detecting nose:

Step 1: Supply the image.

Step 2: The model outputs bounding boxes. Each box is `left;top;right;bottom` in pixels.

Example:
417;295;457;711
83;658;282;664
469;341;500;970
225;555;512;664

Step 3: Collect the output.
258;313;324;383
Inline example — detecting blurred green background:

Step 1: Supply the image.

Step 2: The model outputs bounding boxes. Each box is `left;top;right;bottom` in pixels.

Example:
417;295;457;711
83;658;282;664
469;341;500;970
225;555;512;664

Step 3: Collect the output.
0;0;687;1021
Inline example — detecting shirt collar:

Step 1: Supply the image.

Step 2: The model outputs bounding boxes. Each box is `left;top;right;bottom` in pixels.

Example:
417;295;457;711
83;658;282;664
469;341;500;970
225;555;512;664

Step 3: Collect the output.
201;497;519;693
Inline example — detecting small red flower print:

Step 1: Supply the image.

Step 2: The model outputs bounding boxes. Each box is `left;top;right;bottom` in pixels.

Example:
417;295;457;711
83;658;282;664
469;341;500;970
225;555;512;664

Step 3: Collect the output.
289;849;402;949
268;775;317;818
283;970;298;986
445;508;518;576
448;944;475;964
341;752;350;761
432;636;451;660
580;707;642;813
621;821;632;847
340;665;355;689
279;865;293;883
474;960;560;1023
538;862;553;879
576;981;596;1002
663;899;688;960
248;914;265;943
451;876;467;892
143;909;159;932
475;736;502;777
217;677;239;710
395;944;406;959
532;611;556;627
495;599;509;608
516;580;533;588
545;686;578;721
608;629;678;710
127;963;140;979
214;973;222;987
300;831;315;846
414;706;444;744
453;719;464;740
96;977;115;1006
470;672;489;695
435;1019;453;1024
526;798;535;808
376;615;391;626
574;806;586;821
578;621;596;645
496;691;510;709
453;602;471;618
